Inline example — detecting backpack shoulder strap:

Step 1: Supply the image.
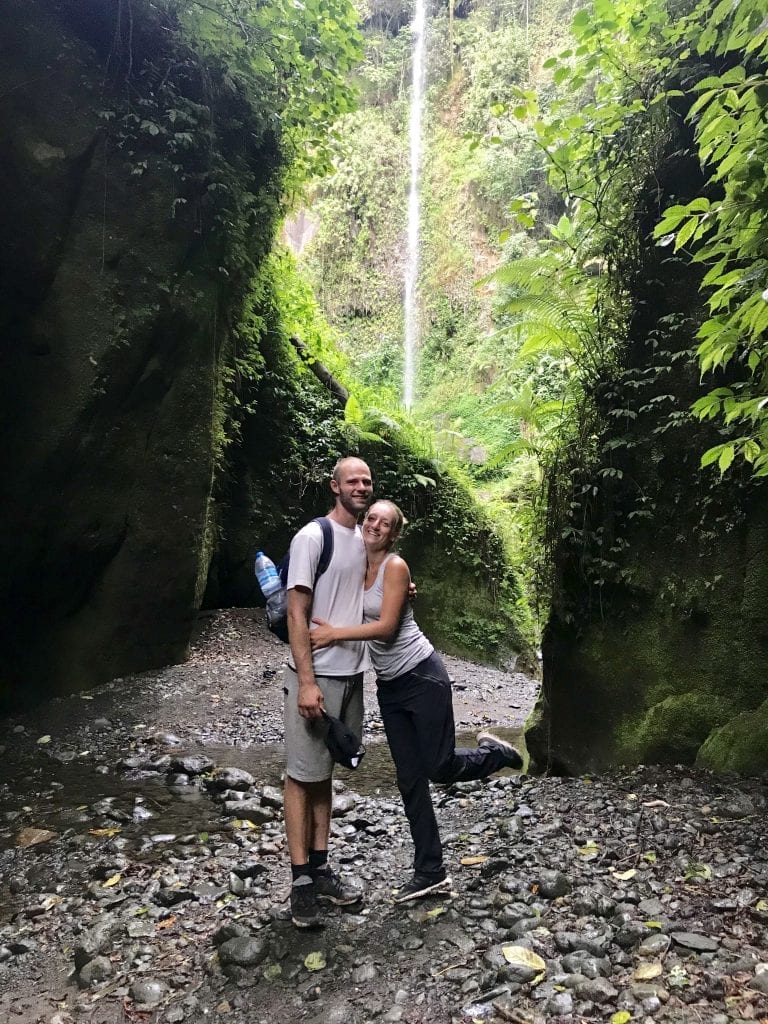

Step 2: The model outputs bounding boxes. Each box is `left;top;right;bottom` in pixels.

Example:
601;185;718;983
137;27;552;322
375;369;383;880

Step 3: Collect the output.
313;516;334;581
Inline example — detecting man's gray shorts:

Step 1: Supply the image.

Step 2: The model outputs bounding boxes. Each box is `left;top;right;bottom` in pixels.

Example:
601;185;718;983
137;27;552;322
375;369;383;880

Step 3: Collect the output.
283;665;364;783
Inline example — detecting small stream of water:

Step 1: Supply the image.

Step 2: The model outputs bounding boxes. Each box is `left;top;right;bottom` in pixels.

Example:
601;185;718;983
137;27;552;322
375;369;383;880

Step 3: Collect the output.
0;727;523;856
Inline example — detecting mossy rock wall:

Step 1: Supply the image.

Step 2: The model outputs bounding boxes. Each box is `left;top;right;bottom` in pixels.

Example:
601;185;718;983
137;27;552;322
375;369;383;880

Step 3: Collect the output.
531;506;768;772
527;122;768;776
0;0;285;709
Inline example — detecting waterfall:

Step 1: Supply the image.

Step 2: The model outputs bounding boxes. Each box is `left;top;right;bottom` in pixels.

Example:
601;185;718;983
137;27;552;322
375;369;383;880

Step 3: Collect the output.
403;0;426;410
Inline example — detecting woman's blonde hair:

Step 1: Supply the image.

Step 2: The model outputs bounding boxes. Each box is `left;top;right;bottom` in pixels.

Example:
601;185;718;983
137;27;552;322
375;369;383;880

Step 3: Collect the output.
366;500;407;545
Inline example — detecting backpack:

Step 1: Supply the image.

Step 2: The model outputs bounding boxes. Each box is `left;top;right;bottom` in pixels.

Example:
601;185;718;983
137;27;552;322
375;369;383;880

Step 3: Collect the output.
266;517;334;642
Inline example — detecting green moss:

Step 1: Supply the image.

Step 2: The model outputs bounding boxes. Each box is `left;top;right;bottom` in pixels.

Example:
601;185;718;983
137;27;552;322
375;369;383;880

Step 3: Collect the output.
696;699;768;775
617;691;730;764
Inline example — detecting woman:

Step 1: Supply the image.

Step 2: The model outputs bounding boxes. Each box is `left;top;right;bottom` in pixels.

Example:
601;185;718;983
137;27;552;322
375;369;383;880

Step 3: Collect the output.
310;500;523;903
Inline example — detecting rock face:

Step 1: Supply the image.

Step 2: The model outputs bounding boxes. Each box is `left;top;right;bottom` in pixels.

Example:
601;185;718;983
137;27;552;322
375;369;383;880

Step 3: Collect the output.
527;121;768;775
0;0;287;708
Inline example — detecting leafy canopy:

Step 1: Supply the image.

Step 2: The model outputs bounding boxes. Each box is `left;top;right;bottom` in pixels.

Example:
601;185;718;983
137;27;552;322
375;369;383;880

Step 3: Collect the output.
174;0;362;177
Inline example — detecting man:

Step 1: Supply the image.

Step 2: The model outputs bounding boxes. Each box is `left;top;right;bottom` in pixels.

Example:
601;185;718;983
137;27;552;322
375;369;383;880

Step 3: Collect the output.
283;456;372;927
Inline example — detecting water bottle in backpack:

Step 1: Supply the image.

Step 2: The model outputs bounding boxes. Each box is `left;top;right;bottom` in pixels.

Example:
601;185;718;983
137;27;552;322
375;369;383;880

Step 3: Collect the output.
254;551;281;597
255;520;334;644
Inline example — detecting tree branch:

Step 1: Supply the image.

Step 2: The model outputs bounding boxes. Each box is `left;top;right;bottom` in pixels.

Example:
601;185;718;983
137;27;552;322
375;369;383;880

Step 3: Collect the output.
289;336;348;406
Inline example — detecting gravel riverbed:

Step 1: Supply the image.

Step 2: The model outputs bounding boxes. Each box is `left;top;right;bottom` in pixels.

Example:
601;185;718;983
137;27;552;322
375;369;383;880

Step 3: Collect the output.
0;609;766;1024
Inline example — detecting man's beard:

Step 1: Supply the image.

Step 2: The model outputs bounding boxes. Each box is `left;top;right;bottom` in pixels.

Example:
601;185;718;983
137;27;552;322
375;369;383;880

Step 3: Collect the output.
338;492;370;517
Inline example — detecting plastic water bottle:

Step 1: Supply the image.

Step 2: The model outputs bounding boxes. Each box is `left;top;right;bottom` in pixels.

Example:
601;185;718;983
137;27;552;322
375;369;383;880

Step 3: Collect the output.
254;551;281;597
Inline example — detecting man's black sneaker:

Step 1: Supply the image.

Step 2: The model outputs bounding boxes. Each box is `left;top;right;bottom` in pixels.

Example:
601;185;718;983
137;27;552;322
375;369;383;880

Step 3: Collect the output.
477;730;524;770
290;875;321;928
313;866;363;906
393;871;452;904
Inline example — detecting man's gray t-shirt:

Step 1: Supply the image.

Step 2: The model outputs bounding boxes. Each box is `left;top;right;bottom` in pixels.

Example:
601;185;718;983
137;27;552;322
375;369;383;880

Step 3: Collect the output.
286;518;367;676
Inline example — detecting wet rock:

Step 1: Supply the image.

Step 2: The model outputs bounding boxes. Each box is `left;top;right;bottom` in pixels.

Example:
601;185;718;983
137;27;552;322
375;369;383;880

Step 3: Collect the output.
508;917;541;938
117;755;153;771
210;767;255;791
352;963;378;983
546;990;573;1015
716;793;761;819
560;951;610;978
129;979;166;1006
212;923;250;946
639;933;671;957
536;869;570;899
332;793;358;817
232;861;267;881
642;994;663;1013
150;732;183;746
126;919;154;939
168;773;191;786
480;857;510;878
554;931;612;957
671;931;719;953
218;935;268;967
261;785;284;809
498;817;523;838
153;887;196;907
73;915;119;970
616;920;652;948
575;976;618;1003
632;981;669;1001
77;955;113;988
218;936;268;981
224;799;274;824
638;897;666;917
561;972;589;988
220;789;247;802
150;833;177;844
8;935;37;954
170;754;214;775
496;902;533;928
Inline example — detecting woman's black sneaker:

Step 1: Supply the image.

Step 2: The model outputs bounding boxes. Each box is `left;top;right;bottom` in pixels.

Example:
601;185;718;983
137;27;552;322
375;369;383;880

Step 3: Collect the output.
394;871;451;903
477;731;524;769
290;875;321;928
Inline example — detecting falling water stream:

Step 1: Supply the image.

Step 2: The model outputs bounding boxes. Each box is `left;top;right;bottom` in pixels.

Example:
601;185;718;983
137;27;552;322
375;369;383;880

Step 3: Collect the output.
403;0;426;410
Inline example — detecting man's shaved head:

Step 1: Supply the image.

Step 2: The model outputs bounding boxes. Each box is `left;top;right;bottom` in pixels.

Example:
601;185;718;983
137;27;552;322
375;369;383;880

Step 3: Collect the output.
332;456;371;483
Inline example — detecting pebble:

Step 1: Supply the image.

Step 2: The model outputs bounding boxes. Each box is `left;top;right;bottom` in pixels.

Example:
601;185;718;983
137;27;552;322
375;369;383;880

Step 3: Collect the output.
77;955;112;987
671;931;720;952
639;933;671;956
129;979;166;1005
537;869;571;898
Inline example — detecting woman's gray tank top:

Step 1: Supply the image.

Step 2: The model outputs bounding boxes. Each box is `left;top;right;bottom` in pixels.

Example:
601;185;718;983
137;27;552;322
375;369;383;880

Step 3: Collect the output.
363;554;433;681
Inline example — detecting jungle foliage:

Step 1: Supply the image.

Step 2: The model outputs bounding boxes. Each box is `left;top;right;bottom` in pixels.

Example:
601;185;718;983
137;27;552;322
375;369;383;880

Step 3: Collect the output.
500;0;768;479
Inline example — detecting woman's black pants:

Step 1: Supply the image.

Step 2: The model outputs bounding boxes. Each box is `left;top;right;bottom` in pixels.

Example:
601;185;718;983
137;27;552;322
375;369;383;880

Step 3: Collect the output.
376;650;509;876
